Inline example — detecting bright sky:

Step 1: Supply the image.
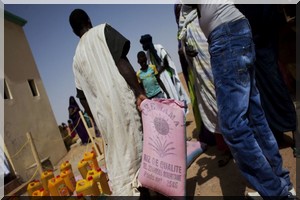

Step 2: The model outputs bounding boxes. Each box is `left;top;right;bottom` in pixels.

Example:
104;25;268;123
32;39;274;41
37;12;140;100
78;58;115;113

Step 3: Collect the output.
4;4;182;125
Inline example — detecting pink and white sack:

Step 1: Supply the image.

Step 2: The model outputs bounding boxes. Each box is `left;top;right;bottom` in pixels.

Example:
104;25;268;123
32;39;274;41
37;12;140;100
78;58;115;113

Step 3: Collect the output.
138;98;187;198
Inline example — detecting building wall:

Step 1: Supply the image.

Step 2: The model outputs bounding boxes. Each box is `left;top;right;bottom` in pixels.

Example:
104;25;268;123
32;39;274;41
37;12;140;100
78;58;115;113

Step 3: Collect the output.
4;12;67;181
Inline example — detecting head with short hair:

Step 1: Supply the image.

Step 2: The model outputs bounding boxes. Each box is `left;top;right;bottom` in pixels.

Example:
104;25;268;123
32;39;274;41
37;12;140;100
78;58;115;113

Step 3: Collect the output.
140;34;153;51
139;34;161;64
137;51;146;58
69;9;92;37
137;51;147;69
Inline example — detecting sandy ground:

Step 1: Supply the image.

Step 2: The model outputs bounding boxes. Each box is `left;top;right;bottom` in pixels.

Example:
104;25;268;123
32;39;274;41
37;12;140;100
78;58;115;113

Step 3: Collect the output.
42;76;300;199
184;104;297;197
52;102;297;198
51;73;298;198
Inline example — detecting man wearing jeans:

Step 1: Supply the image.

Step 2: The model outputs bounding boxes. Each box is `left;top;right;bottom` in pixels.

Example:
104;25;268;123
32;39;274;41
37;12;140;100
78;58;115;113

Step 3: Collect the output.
189;3;296;199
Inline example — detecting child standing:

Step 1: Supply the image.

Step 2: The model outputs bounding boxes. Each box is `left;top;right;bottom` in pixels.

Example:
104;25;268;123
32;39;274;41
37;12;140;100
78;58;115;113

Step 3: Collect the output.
136;51;166;99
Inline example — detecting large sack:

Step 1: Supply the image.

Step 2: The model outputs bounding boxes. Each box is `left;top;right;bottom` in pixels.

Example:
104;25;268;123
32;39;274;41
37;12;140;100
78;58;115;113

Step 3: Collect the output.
138;99;186;198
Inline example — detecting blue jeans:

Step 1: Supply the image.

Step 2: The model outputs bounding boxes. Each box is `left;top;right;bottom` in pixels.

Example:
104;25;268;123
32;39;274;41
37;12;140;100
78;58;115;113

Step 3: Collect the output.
208;18;292;199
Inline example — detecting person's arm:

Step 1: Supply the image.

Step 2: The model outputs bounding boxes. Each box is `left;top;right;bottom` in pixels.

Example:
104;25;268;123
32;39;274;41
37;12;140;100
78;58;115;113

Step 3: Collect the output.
116;57;147;110
79;99;94;121
156;56;168;74
139;82;145;93
136;71;146;93
152;65;170;98
104;24;147;109
155;75;170;98
159;55;175;85
76;88;94;121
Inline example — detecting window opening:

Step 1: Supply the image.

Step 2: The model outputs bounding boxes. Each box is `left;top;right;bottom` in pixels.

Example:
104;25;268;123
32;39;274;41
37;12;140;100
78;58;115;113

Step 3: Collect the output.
4;79;12;100
28;79;39;97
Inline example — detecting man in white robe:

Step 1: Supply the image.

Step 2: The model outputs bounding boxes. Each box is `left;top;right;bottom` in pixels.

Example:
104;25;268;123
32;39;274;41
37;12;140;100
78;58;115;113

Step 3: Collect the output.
69;9;147;196
140;34;190;107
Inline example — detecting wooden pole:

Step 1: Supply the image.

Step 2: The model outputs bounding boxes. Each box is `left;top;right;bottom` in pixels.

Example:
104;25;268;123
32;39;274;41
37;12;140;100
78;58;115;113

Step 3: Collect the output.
26;132;43;175
79;111;103;161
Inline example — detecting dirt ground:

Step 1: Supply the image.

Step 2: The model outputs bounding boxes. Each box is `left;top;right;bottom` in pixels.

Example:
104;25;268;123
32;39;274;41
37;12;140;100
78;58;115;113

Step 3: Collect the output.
180;73;298;198
52;75;298;198
184;103;297;197
46;73;298;199
53;101;297;199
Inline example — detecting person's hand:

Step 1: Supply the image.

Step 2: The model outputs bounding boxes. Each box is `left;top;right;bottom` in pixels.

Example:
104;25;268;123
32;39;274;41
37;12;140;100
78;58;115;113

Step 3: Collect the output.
136;94;147;112
185;45;198;57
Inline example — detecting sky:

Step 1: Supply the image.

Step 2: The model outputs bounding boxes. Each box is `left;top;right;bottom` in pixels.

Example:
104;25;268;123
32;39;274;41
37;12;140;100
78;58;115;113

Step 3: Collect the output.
4;4;183;125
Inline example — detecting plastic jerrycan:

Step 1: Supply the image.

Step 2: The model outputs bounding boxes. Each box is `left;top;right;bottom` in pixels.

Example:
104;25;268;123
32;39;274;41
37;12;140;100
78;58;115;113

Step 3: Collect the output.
60;169;76;193
48;175;70;196
77;159;92;179
76;193;88;200
75;176;100;196
27;180;43;196
86;168;111;195
40;170;54;191
31;188;50;198
83;151;99;170
60;160;72;172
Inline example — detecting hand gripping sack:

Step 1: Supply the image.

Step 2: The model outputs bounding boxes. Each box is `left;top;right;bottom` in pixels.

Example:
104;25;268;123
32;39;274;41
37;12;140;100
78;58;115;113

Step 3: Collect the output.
138;99;186;198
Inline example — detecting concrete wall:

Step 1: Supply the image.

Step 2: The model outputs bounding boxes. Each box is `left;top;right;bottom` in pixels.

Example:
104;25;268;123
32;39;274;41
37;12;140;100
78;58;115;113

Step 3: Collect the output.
4;12;67;181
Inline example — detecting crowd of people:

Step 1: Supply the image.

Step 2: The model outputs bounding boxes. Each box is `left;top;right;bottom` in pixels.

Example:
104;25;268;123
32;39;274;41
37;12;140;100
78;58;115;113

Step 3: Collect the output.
65;4;297;199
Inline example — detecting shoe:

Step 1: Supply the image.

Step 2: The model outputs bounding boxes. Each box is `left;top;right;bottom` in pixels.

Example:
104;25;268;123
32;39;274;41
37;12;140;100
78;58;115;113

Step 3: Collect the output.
246;188;296;199
284;193;299;200
289;188;296;196
246;191;263;200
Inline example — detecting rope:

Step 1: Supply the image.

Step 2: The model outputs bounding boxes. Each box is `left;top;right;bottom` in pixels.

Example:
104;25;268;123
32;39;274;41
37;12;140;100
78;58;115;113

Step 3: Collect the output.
85;137;92;153
9;116;84;161
10;139;29;159
28;166;39;182
69;117;81;134
36;118;82;144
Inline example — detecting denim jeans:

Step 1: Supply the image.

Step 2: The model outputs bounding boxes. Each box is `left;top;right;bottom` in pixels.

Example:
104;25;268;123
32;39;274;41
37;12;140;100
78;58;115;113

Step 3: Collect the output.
208;18;292;199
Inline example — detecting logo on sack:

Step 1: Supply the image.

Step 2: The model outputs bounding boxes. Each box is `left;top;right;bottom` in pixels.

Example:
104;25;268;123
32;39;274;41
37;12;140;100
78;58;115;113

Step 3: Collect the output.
149;136;175;158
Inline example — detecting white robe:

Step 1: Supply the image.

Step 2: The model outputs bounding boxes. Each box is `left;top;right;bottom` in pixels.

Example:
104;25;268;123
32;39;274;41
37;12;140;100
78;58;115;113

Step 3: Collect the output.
147;44;190;105
178;6;220;134
72;23;143;196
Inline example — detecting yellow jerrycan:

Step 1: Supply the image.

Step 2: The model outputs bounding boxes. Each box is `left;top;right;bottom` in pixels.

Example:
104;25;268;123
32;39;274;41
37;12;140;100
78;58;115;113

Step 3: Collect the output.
77;159;92;179
48;175;70;196
40;170;54;191
60;169;76;193
75;176;100;196
86;168;111;195
60;160;72;172
27;180;43;196
83;151;99;170
31;188;50;199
